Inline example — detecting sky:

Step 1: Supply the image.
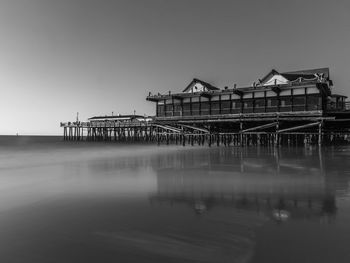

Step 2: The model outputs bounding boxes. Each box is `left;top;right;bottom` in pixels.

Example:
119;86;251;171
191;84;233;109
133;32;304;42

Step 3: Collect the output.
0;0;349;135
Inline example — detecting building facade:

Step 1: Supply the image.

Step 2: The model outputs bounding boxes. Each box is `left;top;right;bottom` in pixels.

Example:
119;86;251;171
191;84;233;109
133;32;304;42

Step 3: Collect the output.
147;68;347;119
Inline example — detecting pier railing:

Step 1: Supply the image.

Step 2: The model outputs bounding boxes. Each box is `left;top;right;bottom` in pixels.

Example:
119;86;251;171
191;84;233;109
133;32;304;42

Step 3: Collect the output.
60;121;152;128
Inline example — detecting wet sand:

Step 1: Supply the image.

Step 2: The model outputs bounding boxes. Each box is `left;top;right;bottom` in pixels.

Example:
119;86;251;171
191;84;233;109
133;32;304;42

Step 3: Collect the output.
0;136;350;262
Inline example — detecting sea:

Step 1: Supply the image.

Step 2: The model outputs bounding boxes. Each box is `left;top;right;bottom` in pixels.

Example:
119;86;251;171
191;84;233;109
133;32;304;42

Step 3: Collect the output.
0;135;349;263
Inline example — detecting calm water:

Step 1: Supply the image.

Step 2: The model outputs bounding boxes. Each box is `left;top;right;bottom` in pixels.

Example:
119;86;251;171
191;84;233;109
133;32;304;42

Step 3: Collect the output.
0;136;350;263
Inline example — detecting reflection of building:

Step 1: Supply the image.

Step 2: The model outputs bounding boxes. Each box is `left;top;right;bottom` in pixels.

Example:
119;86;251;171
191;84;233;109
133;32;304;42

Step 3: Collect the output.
150;148;341;222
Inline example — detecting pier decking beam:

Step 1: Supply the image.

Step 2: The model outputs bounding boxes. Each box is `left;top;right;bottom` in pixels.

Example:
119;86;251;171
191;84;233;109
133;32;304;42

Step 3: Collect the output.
241;122;278;133
277;122;320;133
152;124;181;133
179;124;209;133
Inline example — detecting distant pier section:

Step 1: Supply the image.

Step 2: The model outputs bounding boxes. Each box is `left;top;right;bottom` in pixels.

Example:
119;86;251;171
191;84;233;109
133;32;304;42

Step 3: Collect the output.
61;68;350;146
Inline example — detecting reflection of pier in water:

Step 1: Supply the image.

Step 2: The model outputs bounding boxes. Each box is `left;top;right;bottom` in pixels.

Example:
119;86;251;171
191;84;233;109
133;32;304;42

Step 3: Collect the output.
150;148;343;221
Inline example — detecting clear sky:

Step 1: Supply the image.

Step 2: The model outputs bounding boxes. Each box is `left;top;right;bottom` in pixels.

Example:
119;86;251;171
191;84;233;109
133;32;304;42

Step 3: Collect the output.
0;0;349;135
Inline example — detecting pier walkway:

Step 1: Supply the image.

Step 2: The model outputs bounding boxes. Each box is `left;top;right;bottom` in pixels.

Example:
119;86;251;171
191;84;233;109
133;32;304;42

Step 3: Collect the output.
60;111;350;146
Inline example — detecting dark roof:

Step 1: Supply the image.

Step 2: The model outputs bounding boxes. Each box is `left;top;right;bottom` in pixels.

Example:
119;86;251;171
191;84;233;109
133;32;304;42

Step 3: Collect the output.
89;115;147;120
182;78;219;92
282;68;330;79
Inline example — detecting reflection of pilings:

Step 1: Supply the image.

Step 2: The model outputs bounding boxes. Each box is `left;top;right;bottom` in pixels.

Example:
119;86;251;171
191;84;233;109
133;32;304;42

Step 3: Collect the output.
319;147;324;175
150;194;337;219
274;147;280;175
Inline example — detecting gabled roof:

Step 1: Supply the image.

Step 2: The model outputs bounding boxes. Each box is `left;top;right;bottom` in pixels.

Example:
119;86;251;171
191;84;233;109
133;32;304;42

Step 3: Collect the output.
259;69;280;84
259;69;290;86
182;78;219;93
259;68;330;85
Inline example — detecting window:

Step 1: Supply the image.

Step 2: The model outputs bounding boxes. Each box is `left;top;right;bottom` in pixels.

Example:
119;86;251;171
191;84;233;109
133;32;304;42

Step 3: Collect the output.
201;101;210;115
308;95;321;110
293;96;306;105
157;105;164;116
211;101;220;110
192;102;199;110
211;101;220;114
243;100;253;108
192;102;200;115
231;101;241;113
280;97;292;106
182;103;191;116
165;104;173;112
255;99;265;108
267;99;272;107
201;102;209;109
221;100;230;114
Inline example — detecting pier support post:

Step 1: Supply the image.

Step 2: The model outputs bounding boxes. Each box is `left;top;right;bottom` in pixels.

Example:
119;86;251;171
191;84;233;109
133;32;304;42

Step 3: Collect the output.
240;122;243;147
318;120;323;146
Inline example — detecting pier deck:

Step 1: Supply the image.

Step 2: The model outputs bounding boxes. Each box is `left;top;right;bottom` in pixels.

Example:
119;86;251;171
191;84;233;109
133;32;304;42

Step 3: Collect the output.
60;111;350;146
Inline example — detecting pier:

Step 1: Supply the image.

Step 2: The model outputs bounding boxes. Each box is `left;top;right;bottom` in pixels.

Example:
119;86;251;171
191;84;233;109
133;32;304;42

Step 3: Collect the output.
60;68;350;146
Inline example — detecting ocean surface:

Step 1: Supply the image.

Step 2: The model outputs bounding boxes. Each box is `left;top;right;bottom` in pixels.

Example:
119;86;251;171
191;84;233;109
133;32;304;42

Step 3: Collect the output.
0;136;350;263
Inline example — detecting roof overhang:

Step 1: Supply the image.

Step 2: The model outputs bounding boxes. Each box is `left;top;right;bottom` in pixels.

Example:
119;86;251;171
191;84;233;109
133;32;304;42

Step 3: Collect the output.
232;89;243;97
200;92;214;98
146;96;164;102
271;86;281;94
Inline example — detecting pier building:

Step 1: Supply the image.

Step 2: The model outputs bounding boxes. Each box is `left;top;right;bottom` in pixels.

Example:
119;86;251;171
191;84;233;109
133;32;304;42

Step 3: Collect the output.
61;67;350;146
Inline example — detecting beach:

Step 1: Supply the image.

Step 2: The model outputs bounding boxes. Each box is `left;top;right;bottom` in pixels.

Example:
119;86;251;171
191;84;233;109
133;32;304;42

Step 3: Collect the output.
0;136;350;262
